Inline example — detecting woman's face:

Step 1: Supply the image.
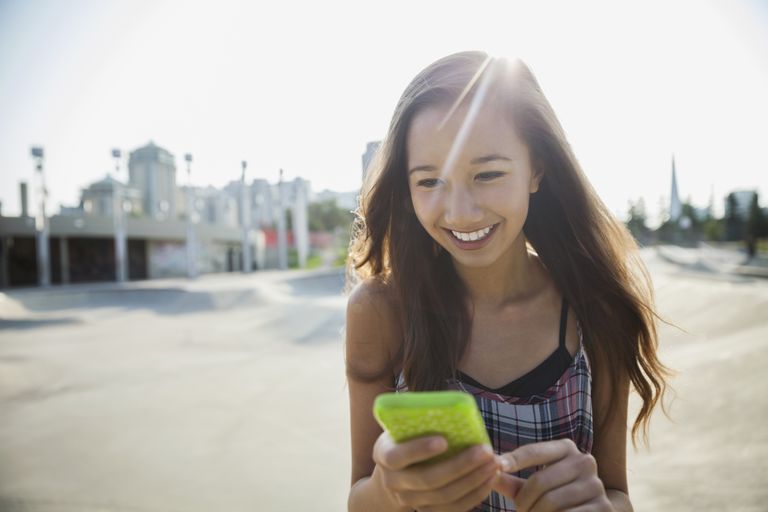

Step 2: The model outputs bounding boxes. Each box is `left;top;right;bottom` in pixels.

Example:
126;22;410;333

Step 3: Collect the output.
406;103;541;270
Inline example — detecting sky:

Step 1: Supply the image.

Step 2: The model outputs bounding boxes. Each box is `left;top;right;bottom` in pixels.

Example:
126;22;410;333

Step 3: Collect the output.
1;0;766;227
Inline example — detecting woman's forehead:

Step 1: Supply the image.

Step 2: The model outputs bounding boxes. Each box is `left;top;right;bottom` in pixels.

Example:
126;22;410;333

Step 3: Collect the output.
406;104;524;167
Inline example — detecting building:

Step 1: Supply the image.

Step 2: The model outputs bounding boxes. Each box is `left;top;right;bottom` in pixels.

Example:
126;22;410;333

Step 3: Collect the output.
178;185;238;227
314;189;359;211
226;176;312;228
250;178;275;229
59;205;84;216
361;141;380;183
225;176;311;268
725;190;757;220
0;211;248;288
80;175;143;217
0;140;324;287
128;141;178;221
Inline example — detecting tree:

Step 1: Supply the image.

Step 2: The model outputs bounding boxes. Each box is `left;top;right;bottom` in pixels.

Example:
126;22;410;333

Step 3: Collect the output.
680;198;701;230
703;217;724;242
626;198;651;245
307;199;354;232
679;201;703;244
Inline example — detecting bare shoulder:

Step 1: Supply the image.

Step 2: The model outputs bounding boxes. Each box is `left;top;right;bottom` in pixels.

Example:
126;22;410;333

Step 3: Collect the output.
345;277;402;379
347;276;397;314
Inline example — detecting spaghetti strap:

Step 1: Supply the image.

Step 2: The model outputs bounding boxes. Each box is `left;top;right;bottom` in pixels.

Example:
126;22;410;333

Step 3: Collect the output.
558;298;568;348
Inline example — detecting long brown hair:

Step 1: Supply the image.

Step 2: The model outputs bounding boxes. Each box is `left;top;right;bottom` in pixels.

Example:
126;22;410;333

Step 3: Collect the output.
347;51;669;443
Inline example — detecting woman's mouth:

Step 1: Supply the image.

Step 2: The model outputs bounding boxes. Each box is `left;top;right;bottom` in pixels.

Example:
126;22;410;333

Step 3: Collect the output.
444;223;499;249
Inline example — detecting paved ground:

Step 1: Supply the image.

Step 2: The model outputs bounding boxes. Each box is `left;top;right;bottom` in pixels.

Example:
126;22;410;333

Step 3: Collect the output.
0;248;766;511
627;248;768;511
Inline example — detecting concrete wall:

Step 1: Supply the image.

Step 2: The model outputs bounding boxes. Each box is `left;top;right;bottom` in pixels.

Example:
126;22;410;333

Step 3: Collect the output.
147;241;186;279
196;241;238;274
0;214;263;287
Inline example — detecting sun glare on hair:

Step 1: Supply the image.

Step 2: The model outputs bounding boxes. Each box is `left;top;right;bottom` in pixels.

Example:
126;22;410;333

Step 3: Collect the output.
437;56;497;184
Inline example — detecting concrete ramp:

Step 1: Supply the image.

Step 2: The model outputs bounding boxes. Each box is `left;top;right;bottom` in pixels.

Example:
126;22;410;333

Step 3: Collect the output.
0;293;30;319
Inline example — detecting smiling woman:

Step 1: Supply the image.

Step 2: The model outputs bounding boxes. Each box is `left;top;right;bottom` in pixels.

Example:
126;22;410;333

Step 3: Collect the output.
345;51;669;512
406;102;540;271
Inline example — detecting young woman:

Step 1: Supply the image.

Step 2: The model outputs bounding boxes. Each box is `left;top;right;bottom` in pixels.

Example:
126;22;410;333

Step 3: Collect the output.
345;51;668;512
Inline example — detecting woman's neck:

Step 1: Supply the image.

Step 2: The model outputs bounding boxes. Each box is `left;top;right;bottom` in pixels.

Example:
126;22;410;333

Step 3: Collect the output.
453;241;549;311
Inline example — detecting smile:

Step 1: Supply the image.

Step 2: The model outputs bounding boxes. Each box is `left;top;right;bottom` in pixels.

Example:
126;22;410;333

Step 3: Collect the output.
445;223;499;245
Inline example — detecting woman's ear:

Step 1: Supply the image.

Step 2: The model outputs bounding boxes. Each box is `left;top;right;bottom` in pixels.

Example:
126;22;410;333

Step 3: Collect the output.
529;166;544;194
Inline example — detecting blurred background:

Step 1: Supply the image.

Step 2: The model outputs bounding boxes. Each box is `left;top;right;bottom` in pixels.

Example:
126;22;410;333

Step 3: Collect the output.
0;0;766;510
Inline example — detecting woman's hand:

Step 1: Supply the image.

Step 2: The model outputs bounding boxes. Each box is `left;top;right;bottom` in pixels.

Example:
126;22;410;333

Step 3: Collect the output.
494;439;612;512
372;431;501;512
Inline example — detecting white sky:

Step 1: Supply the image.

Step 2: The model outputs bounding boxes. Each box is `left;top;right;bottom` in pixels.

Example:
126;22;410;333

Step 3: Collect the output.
1;0;766;227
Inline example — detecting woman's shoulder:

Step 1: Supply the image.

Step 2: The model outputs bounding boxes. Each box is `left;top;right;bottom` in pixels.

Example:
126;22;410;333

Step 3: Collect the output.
347;275;398;310
345;276;402;379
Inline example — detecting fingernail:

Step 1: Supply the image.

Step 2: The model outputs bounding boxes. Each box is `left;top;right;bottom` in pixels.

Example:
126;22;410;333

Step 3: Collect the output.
431;438;446;452
474;445;492;461
500;458;515;472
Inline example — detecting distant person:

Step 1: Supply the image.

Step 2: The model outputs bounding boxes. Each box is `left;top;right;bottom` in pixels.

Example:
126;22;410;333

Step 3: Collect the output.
345;52;669;511
745;234;757;263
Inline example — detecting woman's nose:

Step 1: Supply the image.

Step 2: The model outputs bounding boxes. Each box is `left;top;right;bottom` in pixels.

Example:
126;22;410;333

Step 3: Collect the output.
443;185;483;227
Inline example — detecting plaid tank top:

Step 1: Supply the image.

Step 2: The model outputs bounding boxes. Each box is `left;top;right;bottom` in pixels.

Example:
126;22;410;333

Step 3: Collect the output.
395;301;594;512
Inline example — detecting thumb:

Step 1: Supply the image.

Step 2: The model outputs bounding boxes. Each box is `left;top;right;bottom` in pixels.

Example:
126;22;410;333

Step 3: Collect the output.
373;432;447;470
492;473;525;500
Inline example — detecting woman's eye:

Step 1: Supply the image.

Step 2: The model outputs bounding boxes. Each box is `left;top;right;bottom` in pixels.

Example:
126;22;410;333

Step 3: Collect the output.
476;171;505;181
417;178;441;188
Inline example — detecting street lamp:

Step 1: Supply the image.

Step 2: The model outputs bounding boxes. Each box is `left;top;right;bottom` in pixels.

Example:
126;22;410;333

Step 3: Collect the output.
185;153;196;278
240;160;252;273
276;168;288;270
112;148;127;282
277;169;288;270
30;146;50;287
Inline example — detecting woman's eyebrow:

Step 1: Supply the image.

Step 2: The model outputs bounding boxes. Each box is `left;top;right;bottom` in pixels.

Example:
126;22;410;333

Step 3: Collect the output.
408;165;438;175
408;154;512;175
470;154;512;165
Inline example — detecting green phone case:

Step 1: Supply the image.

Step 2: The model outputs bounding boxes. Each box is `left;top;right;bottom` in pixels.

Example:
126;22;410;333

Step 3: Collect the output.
373;391;491;463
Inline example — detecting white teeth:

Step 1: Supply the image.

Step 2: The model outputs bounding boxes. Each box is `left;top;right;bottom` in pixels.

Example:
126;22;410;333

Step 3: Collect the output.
451;225;493;242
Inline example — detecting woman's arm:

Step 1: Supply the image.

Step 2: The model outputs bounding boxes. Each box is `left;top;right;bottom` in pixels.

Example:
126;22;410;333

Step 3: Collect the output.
592;363;633;512
345;279;409;511
346;279;502;511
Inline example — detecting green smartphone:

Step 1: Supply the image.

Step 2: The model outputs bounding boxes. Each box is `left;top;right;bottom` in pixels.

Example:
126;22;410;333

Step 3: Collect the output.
373;391;492;464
